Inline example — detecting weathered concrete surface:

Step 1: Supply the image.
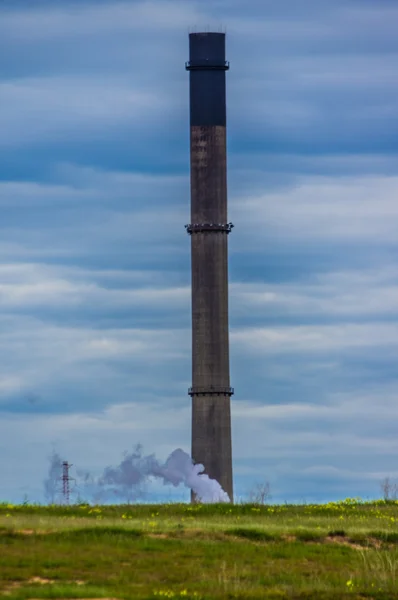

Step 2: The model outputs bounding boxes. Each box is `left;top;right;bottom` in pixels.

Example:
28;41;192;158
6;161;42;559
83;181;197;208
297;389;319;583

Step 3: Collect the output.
190;126;227;223
191;395;233;498
189;122;233;501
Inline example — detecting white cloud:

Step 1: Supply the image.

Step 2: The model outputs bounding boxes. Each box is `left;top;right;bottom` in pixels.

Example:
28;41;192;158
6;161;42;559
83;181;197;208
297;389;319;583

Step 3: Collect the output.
0;262;189;310
0;376;25;394
233;399;398;462
0;168;189;259
0;1;202;40
0;180;96;207
0;312;189;401
231;176;398;245
54;164;188;199
232;322;398;354
0;77;169;147
4;258;398;369
1;0;396;47
231;265;398;318
233;386;398;423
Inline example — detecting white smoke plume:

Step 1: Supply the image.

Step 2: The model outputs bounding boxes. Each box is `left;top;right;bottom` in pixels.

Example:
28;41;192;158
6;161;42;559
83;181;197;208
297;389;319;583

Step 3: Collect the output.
45;445;230;504
157;448;230;503
43;449;63;504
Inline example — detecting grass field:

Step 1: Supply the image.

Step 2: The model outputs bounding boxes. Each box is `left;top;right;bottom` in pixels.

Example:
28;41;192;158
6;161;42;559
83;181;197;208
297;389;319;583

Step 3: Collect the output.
1;499;398;599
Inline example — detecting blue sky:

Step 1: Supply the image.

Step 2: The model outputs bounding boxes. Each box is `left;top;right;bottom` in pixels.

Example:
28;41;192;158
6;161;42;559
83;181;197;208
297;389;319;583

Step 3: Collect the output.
1;0;398;504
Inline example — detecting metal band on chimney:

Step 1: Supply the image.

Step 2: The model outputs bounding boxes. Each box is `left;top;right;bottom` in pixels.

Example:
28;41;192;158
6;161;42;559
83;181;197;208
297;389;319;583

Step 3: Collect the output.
185;223;234;234
188;386;234;397
185;61;230;71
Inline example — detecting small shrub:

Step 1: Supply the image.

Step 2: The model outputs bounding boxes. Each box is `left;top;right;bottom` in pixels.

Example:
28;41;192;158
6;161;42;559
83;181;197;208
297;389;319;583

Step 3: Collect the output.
380;477;398;501
247;481;272;505
369;531;398;544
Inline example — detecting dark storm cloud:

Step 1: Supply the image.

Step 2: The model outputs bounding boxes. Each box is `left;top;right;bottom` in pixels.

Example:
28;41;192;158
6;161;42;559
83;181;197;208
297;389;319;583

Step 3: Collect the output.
0;0;396;170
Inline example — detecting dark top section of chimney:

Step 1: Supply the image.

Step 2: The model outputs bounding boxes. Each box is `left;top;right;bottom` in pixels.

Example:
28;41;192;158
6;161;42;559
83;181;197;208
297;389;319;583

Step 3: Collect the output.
186;33;229;127
188;32;226;66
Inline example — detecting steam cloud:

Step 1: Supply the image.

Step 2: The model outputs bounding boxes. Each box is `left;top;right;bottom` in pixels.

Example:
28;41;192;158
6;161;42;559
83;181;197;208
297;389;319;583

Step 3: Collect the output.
44;445;230;504
43;449;63;504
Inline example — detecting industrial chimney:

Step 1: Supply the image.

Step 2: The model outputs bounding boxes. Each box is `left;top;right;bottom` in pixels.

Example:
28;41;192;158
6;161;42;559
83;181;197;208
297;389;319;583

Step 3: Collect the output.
185;32;234;501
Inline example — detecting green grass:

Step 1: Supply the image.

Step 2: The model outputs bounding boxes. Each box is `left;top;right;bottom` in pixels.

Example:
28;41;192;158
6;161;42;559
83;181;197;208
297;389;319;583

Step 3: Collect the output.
1;499;398;599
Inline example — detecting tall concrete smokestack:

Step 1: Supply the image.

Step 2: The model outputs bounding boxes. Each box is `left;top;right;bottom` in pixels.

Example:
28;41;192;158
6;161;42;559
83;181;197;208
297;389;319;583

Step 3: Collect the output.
185;32;234;501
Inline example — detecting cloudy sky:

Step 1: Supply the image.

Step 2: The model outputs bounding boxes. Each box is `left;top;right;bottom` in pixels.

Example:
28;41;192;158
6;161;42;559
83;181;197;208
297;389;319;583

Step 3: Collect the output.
1;0;398;504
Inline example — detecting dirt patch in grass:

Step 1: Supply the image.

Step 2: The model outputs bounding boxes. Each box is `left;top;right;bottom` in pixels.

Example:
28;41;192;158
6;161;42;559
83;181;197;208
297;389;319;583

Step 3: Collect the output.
1;577;89;596
168;528;227;542
325;535;368;551
227;530;386;552
2;577;55;594
14;529;53;536
2;582;22;596
281;534;296;542
324;535;392;551
370;531;398;544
